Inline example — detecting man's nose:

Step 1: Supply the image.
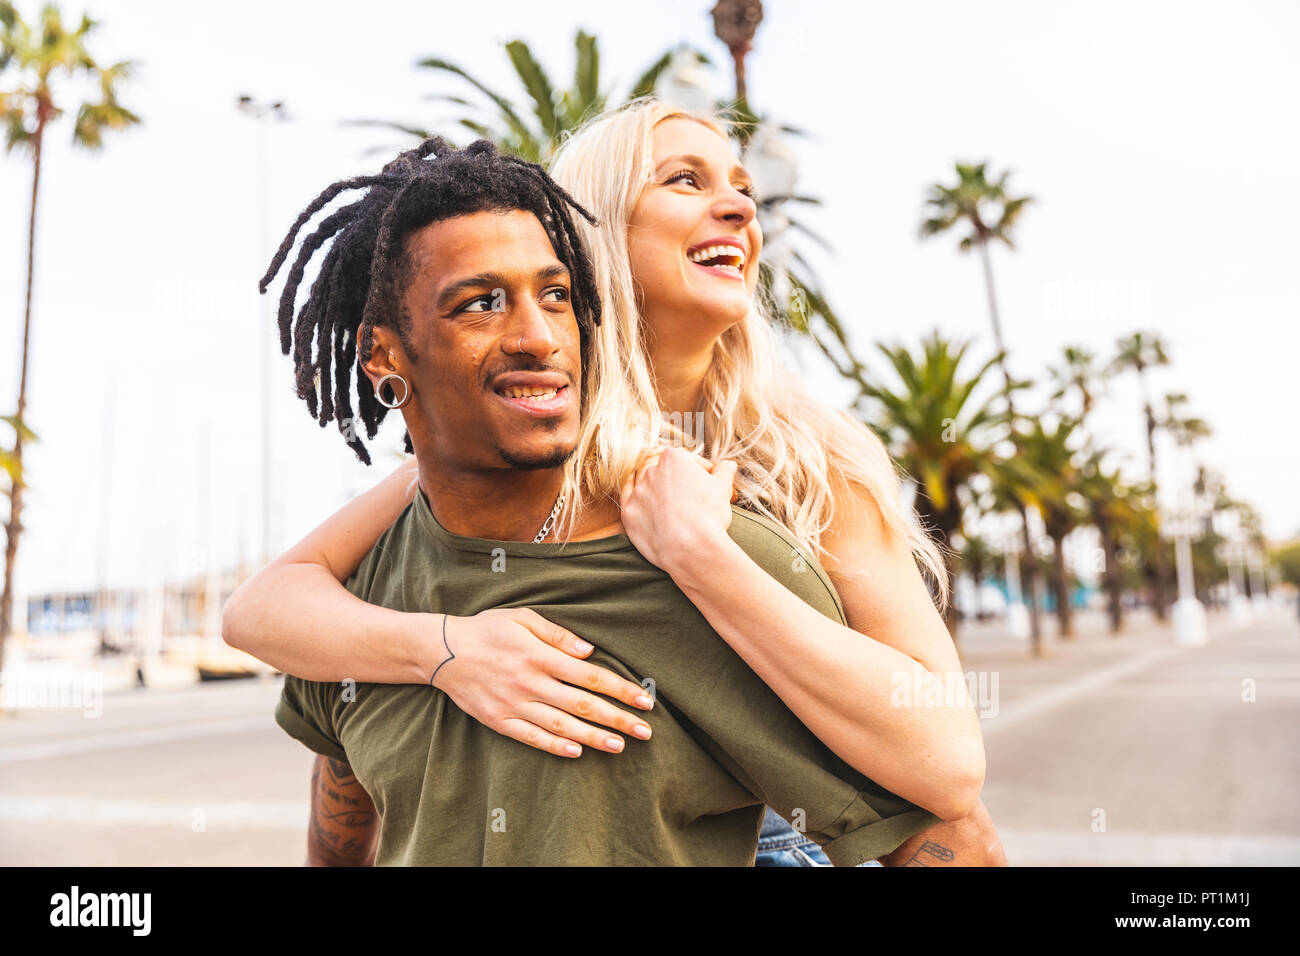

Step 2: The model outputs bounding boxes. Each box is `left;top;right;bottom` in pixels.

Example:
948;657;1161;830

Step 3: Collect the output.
503;296;562;359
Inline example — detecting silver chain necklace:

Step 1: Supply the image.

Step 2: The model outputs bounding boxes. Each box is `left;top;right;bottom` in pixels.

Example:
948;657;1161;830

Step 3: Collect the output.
532;490;566;544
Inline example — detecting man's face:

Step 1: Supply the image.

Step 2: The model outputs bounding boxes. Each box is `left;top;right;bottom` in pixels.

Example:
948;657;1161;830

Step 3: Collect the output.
379;209;583;473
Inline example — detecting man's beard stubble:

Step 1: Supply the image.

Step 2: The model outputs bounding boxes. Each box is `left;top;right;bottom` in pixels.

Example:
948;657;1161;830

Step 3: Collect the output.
497;437;577;472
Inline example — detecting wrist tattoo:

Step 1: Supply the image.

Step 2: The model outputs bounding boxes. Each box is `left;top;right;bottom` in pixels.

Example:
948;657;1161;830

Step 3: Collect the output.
428;613;455;688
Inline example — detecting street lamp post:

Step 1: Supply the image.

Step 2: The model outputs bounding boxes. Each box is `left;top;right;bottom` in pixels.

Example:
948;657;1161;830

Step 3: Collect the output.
1214;510;1253;625
1169;510;1207;645
656;48;715;112
236;94;288;566
745;122;797;311
1002;537;1031;639
1248;551;1270;612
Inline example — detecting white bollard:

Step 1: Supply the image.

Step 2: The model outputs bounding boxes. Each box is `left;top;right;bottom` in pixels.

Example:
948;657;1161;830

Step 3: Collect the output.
1006;603;1031;639
1173;597;1208;645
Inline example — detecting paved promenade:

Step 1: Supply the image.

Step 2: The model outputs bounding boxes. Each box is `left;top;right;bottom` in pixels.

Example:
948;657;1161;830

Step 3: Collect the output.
1;604;1296;865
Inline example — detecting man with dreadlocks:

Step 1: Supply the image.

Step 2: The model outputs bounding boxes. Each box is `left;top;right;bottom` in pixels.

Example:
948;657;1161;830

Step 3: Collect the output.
263;138;940;866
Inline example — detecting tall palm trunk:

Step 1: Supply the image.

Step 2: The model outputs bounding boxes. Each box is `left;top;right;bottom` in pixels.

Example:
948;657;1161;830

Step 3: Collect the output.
942;552;958;635
1138;372;1171;620
912;484;962;637
977;238;1007;359
0;109;45;659
1095;513;1124;633
1050;532;1073;637
977;235;1043;654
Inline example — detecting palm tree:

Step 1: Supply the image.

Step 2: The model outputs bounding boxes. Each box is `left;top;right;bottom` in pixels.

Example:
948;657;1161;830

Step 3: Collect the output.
955;532;995;620
1109;330;1171;482
918;161;1041;643
1161;392;1212;450
710;0;764;105
975;455;1047;656
1049;345;1106;421
353;31;699;163
1108;330;1172;617
1123;482;1171;611
0;3;139;656
919;161;1033;383
1078;450;1137;633
0;415;31;487
1005;418;1088;637
857;332;1008;635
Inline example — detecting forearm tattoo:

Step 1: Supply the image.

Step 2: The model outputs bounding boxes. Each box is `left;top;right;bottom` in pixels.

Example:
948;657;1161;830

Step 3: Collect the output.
901;840;957;866
308;756;378;865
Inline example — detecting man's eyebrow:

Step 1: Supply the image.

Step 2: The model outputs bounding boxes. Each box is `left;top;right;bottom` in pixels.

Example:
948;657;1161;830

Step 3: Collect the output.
435;264;570;311
655;153;752;181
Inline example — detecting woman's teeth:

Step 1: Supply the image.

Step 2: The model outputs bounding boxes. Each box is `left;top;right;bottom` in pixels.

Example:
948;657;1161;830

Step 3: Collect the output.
502;386;560;400
688;245;746;277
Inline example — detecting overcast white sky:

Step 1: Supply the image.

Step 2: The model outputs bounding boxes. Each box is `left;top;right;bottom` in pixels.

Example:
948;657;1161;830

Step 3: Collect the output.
1;0;1297;595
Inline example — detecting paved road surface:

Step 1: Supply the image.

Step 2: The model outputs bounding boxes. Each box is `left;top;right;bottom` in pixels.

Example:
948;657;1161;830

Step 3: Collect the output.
1;605;1296;865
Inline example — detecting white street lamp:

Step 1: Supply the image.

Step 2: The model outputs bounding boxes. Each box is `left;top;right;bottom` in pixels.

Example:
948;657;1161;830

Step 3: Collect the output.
655;48;715;112
1214;510;1253;625
744;123;798;203
1003;537;1030;639
1168;507;1207;645
743;122;798;316
1248;551;1271;613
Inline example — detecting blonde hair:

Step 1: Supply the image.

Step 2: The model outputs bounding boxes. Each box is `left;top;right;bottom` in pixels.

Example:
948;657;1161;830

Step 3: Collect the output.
548;96;947;603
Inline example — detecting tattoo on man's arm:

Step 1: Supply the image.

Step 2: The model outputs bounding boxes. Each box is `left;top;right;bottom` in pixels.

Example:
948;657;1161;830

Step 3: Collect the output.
901;840;956;866
307;756;378;866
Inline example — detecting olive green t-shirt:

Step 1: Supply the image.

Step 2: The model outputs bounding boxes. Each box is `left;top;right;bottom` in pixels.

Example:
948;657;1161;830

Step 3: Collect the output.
275;489;939;866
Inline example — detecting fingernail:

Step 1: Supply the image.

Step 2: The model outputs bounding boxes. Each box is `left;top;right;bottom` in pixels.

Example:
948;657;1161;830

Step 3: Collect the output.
574;640;594;654
606;737;624;752
565;743;581;756
635;694;654;708
632;724;652;740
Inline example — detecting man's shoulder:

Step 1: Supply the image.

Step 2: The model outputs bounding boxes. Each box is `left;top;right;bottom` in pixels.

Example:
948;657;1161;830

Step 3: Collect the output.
343;499;423;601
726;506;845;623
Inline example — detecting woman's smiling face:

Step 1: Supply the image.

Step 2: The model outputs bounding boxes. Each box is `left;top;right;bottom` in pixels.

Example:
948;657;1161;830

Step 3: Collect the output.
627;117;763;347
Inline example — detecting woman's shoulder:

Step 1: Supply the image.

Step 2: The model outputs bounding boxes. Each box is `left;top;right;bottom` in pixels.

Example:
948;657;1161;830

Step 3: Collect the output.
726;505;846;623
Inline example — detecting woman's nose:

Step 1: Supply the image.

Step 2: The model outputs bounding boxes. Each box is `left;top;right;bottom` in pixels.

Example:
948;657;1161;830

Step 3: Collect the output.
715;188;757;226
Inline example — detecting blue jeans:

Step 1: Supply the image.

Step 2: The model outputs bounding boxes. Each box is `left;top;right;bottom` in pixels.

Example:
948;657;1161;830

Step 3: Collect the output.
754;806;884;867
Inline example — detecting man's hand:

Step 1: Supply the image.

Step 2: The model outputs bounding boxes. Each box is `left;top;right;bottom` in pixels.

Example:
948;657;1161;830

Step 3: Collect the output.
877;799;1008;867
307;755;379;866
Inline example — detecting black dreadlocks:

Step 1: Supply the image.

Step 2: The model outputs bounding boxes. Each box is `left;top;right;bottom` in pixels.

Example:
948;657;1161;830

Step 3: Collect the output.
259;137;602;465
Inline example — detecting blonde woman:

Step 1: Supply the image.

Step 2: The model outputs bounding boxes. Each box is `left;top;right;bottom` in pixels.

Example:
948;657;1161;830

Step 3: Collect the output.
225;98;1002;866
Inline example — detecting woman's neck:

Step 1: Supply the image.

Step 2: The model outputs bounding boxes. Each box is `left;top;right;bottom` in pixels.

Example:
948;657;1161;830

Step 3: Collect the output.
649;336;713;416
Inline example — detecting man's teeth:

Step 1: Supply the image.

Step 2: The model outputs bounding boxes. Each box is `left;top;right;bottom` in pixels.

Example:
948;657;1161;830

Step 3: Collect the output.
502;386;560;400
688;245;746;271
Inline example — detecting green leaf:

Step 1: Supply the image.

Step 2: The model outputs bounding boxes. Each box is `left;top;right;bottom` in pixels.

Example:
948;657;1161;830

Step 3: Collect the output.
2;413;37;443
417;56;538;150
505;40;559;140
0;449;21;484
573;30;599;115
